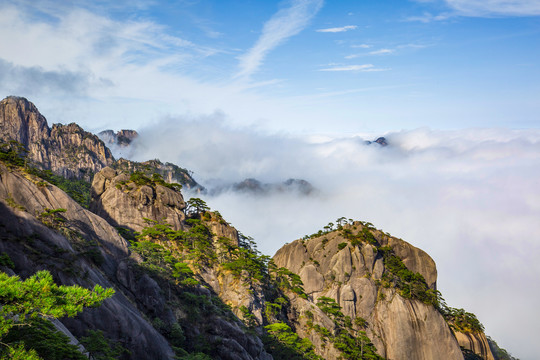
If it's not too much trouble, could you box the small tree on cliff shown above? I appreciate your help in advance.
[185,198,210,217]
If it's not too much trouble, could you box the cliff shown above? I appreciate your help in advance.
[0,96,114,180]
[273,223,463,360]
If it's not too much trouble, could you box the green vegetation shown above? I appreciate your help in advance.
[0,252,15,269]
[38,208,67,229]
[0,270,114,359]
[307,296,382,359]
[26,168,92,208]
[263,322,322,360]
[112,158,196,189]
[487,336,520,360]
[185,198,210,217]
[79,329,128,360]
[0,140,28,168]
[2,317,87,360]
[378,246,440,306]
[440,306,484,333]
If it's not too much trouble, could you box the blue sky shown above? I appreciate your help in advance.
[2,1,540,359]
[1,0,539,134]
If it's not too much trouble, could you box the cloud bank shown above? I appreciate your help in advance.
[124,118,540,359]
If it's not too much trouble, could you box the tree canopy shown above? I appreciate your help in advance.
[0,270,114,359]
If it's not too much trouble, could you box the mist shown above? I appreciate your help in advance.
[123,116,540,359]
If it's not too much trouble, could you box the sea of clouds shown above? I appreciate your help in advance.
[123,115,540,359]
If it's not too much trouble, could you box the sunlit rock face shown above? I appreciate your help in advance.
[90,167,186,233]
[0,96,114,181]
[273,222,464,360]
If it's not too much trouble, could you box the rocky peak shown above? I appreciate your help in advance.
[90,167,186,232]
[98,129,139,147]
[0,96,115,181]
[273,222,462,360]
[0,96,50,146]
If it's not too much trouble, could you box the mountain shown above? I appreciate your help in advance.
[0,96,114,181]
[0,96,513,360]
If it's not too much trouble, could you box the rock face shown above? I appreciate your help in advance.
[0,163,270,360]
[455,331,495,360]
[273,223,463,360]
[90,167,186,232]
[113,158,201,191]
[0,162,175,359]
[0,96,114,180]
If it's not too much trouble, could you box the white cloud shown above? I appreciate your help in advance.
[319,64,388,72]
[405,12,453,22]
[369,48,395,55]
[445,0,540,16]
[127,123,540,359]
[316,25,357,33]
[351,44,371,49]
[235,0,324,80]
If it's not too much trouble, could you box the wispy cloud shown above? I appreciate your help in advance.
[405,12,453,22]
[351,44,372,49]
[445,0,540,17]
[319,64,388,72]
[316,25,357,33]
[235,0,324,80]
[369,48,395,55]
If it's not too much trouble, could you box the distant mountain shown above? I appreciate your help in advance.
[207,177,316,197]
[98,129,139,147]
[364,136,388,146]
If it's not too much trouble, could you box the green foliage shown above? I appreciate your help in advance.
[332,331,383,360]
[440,306,485,333]
[317,296,344,319]
[2,317,87,360]
[38,208,67,229]
[263,322,322,360]
[0,252,15,269]
[337,242,347,250]
[487,336,520,360]
[239,305,257,328]
[185,198,210,217]
[25,168,92,208]
[378,246,439,306]
[79,329,128,360]
[129,171,153,186]
[0,140,28,168]
[270,266,308,299]
[0,270,114,358]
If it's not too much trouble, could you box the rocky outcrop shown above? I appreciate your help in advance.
[0,162,175,359]
[0,96,114,180]
[98,129,139,147]
[0,162,271,360]
[208,177,315,197]
[113,158,201,191]
[273,222,462,360]
[90,167,186,232]
[455,331,495,360]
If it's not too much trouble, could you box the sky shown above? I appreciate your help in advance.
[1,0,540,358]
